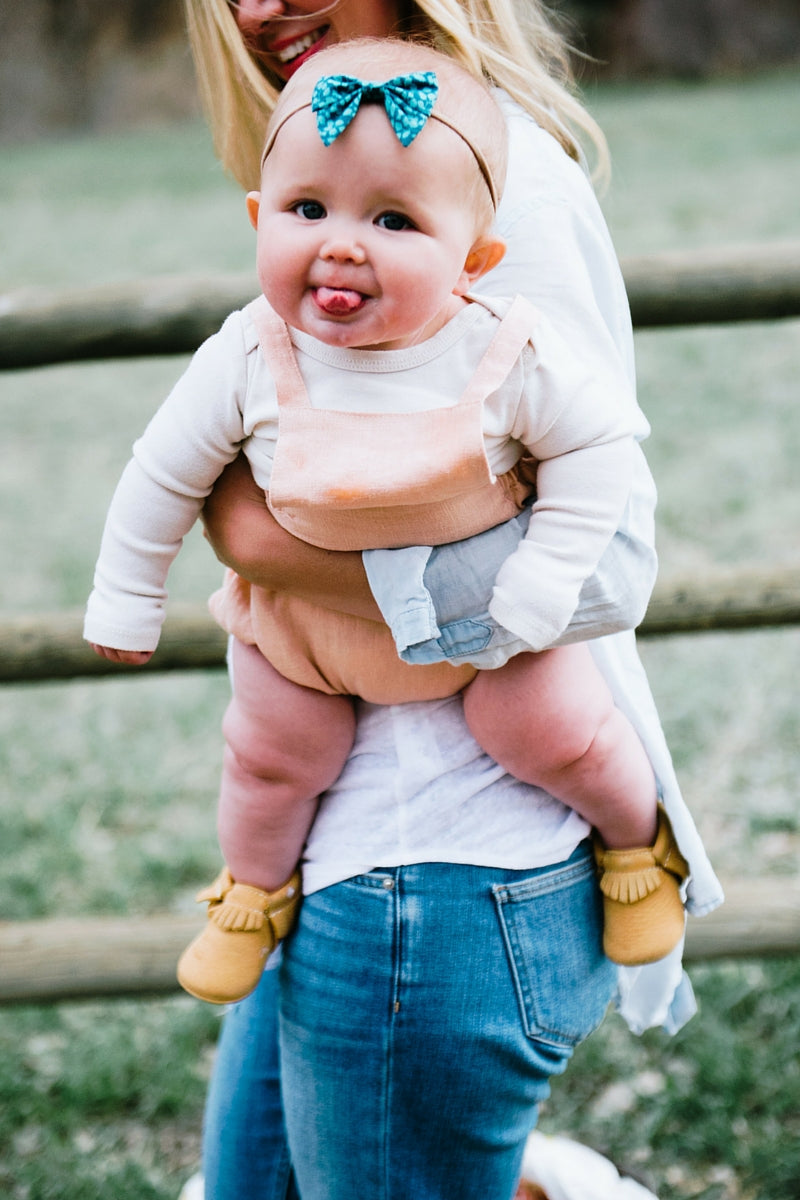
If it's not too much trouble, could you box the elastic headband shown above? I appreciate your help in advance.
[261,71,499,211]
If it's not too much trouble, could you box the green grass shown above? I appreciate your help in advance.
[590,70,800,253]
[0,1000,221,1200]
[545,957,800,1198]
[1,68,799,1199]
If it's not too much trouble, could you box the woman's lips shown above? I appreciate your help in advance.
[313,287,366,315]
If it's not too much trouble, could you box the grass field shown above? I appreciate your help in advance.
[1,69,799,1199]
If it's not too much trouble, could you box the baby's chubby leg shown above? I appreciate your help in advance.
[219,638,356,891]
[177,641,356,1003]
[462,644,657,849]
[464,645,690,966]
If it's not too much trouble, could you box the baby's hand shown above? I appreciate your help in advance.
[89,644,153,666]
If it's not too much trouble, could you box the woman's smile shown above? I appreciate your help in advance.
[231,0,404,80]
[269,24,331,75]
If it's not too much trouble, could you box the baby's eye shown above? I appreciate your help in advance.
[294,200,326,220]
[375,211,415,231]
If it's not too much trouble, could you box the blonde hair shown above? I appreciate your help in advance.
[262,41,509,229]
[184,0,608,191]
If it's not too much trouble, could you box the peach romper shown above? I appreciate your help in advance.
[210,296,536,704]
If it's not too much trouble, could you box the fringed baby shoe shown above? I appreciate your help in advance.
[177,866,301,1004]
[594,806,689,966]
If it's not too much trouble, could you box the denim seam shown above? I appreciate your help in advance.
[492,853,595,904]
[272,1140,294,1200]
[384,872,402,1200]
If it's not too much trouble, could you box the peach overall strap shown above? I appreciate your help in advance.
[246,295,309,409]
[459,295,541,409]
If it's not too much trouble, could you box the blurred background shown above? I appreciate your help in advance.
[2,0,800,141]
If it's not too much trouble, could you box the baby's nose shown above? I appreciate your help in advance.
[320,233,367,264]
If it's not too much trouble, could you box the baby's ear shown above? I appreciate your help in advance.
[246,192,261,230]
[454,236,506,295]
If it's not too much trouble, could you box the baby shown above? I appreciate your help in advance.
[85,40,687,1004]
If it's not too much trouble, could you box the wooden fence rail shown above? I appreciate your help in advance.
[1,564,799,685]
[2,875,799,1006]
[2,242,800,371]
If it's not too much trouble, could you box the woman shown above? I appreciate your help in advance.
[181,3,723,1198]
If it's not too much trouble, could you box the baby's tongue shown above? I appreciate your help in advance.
[315,287,364,315]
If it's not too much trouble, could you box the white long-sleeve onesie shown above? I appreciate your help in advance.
[84,296,636,656]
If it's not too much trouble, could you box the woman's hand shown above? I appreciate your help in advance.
[202,454,383,621]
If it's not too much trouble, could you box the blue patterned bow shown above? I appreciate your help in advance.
[311,72,439,148]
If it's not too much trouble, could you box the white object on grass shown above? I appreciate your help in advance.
[177,1174,204,1200]
[520,1131,659,1200]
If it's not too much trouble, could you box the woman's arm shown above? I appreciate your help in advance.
[202,455,383,622]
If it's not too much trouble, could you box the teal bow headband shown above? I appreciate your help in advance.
[261,68,500,210]
[311,72,439,148]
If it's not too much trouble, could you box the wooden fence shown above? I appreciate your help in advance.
[2,243,800,1004]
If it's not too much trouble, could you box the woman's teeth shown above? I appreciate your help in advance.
[276,28,324,63]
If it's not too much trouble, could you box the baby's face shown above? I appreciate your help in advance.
[249,105,486,351]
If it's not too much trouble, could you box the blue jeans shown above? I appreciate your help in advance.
[203,847,615,1200]
[203,955,299,1200]
[280,848,615,1200]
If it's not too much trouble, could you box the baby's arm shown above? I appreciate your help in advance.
[488,320,637,650]
[489,415,634,650]
[84,316,250,658]
[364,312,638,666]
[477,117,657,640]
[84,454,218,655]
